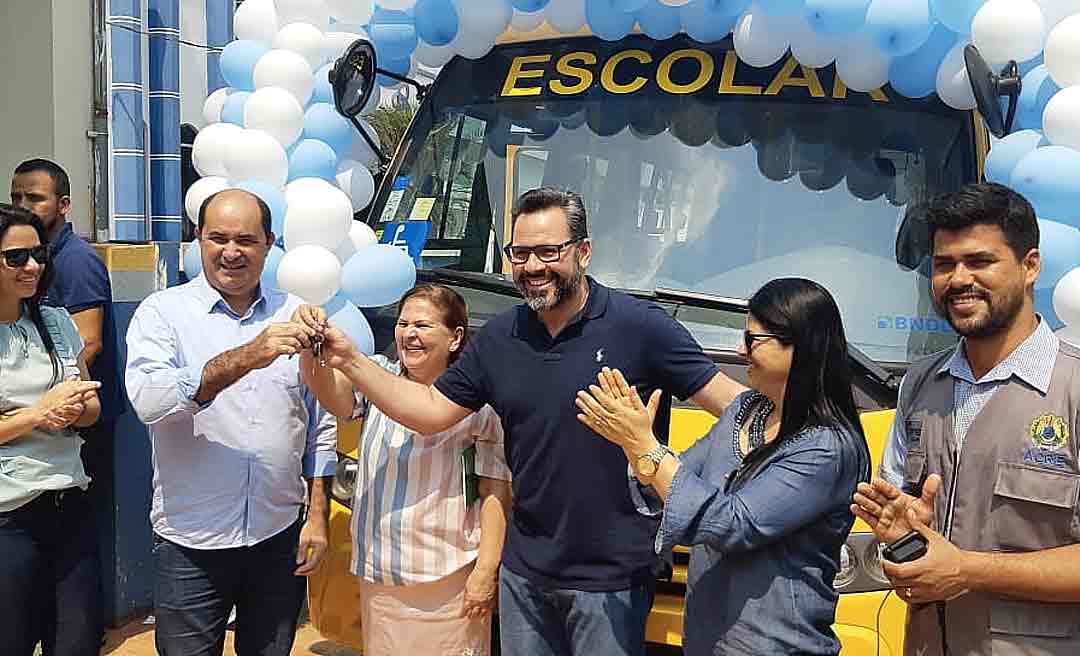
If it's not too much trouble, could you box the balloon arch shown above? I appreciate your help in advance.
[186,0,1080,344]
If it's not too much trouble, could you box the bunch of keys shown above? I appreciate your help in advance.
[312,334,326,367]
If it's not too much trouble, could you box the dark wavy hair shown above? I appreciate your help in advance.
[396,283,470,373]
[0,203,61,384]
[748,278,870,480]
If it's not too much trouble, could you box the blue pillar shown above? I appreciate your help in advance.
[110,0,147,242]
[148,0,182,242]
[205,0,234,93]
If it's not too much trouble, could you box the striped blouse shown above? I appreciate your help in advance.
[350,356,511,585]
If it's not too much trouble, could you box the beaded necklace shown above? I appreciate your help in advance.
[730,391,776,458]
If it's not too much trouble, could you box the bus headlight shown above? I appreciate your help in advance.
[862,537,891,585]
[330,455,358,508]
[833,533,892,594]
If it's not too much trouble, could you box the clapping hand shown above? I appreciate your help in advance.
[35,380,100,430]
[851,475,941,545]
[575,367,662,455]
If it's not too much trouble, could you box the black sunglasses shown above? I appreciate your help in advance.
[743,330,786,352]
[503,238,583,265]
[0,245,48,268]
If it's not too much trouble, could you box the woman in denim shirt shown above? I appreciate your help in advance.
[577,278,870,655]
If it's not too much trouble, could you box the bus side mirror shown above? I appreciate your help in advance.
[329,38,378,119]
[964,44,1021,139]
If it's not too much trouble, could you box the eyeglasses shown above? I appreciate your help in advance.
[0,245,48,268]
[743,331,786,352]
[503,238,583,265]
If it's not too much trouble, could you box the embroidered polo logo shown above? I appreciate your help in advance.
[1030,414,1069,451]
[595,348,605,363]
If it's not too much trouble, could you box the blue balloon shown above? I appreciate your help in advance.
[341,244,418,307]
[1015,66,1061,132]
[984,130,1044,184]
[370,7,418,61]
[757,0,804,16]
[219,40,268,91]
[637,1,682,40]
[220,91,251,125]
[512,0,551,10]
[613,0,648,10]
[312,63,334,104]
[183,240,202,279]
[1019,53,1043,77]
[378,56,412,88]
[929,0,983,35]
[864,0,933,57]
[1010,147,1080,224]
[304,103,355,155]
[415,0,459,46]
[288,139,339,182]
[261,245,286,290]
[1036,219,1080,290]
[804,0,871,36]
[888,24,957,98]
[322,294,376,356]
[680,0,747,43]
[587,0,638,41]
[233,179,287,236]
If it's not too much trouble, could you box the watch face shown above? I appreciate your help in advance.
[637,455,658,477]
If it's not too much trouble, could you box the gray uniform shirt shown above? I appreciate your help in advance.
[0,305,86,511]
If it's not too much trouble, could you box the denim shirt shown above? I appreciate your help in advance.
[641,392,866,656]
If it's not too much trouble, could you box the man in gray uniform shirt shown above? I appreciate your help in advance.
[853,183,1080,656]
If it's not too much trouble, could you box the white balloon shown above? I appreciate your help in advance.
[511,10,546,32]
[202,87,232,126]
[184,176,229,224]
[1053,266,1080,326]
[414,39,456,68]
[835,36,891,92]
[283,178,354,251]
[333,219,379,262]
[253,49,315,105]
[324,29,367,64]
[936,42,977,110]
[789,16,841,67]
[274,0,330,31]
[1043,86,1080,150]
[225,128,289,187]
[326,0,374,24]
[1035,0,1080,26]
[192,122,242,177]
[660,0,693,5]
[454,31,495,60]
[733,8,794,68]
[336,159,376,209]
[972,0,1047,68]
[457,0,513,41]
[276,245,342,305]
[348,119,383,168]
[1045,14,1080,87]
[1057,323,1080,346]
[273,22,328,70]
[378,0,418,10]
[243,86,305,148]
[233,0,279,45]
[547,0,588,34]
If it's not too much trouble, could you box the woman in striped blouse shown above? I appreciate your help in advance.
[301,284,512,656]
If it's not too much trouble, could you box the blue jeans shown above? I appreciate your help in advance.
[0,488,103,656]
[498,566,655,656]
[152,519,305,656]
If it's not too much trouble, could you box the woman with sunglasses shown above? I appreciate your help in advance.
[0,204,103,655]
[576,278,870,656]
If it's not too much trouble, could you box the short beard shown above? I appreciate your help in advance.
[517,264,585,312]
[935,285,1024,339]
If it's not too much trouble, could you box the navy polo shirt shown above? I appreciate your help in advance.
[44,222,122,421]
[435,277,719,591]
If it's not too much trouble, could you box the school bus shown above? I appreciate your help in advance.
[308,25,987,654]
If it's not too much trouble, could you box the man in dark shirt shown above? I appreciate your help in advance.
[301,187,744,655]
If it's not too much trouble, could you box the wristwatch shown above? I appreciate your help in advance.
[635,443,674,479]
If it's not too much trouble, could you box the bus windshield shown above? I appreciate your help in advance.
[372,35,978,365]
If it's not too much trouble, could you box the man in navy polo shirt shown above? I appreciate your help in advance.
[302,187,744,655]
